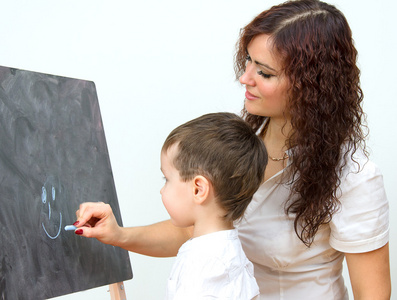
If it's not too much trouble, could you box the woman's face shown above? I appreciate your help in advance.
[239,34,290,121]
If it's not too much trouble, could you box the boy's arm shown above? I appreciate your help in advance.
[75,202,192,257]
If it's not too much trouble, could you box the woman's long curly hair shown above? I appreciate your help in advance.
[234,0,368,246]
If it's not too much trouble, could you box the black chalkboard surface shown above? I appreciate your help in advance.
[0,66,133,299]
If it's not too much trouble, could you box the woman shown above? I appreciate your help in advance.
[75,0,390,299]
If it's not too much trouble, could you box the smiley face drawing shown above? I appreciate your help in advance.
[41,176,62,240]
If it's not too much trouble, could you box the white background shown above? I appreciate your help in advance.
[1,0,395,299]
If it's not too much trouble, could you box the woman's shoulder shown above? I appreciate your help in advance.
[340,147,382,182]
[329,147,389,253]
[337,149,386,207]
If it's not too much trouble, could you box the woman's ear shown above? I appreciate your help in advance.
[192,175,210,205]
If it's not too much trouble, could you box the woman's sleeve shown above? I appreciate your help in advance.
[329,159,389,253]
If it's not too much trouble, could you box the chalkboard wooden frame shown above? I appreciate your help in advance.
[0,66,133,299]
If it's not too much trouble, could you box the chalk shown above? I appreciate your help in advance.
[64,225,77,231]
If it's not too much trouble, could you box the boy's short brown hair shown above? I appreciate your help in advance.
[162,112,267,222]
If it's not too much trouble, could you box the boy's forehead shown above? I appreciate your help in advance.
[162,143,180,158]
[161,143,179,168]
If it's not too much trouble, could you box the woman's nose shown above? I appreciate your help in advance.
[239,66,255,86]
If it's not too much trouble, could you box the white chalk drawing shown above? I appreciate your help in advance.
[41,181,62,240]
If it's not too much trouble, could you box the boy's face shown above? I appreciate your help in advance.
[160,144,195,227]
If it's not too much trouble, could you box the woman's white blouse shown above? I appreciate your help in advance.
[236,150,389,300]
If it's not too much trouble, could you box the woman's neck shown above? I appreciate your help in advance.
[262,118,292,151]
[262,118,292,181]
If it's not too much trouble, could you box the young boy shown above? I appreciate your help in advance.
[161,112,267,299]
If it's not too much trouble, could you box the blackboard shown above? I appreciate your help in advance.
[0,66,133,299]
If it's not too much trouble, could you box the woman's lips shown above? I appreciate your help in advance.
[245,90,258,100]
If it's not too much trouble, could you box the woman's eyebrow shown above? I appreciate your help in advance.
[254,59,277,72]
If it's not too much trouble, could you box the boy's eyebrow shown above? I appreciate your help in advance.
[160,167,167,175]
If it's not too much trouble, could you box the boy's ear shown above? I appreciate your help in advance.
[192,175,210,205]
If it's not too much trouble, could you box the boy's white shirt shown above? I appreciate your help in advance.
[165,229,259,300]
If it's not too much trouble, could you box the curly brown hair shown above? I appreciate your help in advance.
[234,0,368,246]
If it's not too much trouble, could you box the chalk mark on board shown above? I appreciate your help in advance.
[41,184,62,239]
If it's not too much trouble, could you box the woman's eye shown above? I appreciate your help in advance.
[257,70,273,79]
